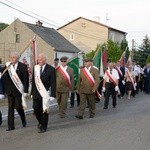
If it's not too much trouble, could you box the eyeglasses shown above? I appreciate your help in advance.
[61,60,66,63]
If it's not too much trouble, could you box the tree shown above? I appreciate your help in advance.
[134,35,150,66]
[0,23,9,32]
[146,55,150,63]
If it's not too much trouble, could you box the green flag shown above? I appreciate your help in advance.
[67,57,79,88]
[93,48,101,68]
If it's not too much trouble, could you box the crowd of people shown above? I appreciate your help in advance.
[0,52,150,133]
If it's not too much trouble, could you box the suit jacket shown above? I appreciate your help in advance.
[144,68,150,80]
[77,67,99,94]
[2,62,29,97]
[32,64,56,99]
[116,66,125,81]
[56,66,74,93]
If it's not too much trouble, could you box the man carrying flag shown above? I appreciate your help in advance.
[2,52,29,131]
[115,60,125,98]
[75,57,99,119]
[102,62,119,109]
[56,56,74,118]
[31,53,56,133]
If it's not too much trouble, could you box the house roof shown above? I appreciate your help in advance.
[57,17,127,34]
[23,22,80,53]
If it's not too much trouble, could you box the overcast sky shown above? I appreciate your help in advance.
[0,0,150,49]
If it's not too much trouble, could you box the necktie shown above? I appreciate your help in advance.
[40,66,43,76]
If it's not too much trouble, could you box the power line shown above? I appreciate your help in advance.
[0,0,109,41]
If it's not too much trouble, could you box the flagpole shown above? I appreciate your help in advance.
[1,37,35,77]
[67,51,84,64]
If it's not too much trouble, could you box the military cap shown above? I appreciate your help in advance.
[60,56,68,61]
[83,57,93,62]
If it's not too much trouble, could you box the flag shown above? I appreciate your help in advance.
[19,38,37,94]
[119,48,127,66]
[100,50,104,77]
[93,48,101,68]
[102,49,108,68]
[67,57,79,88]
[126,52,132,66]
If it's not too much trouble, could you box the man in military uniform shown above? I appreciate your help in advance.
[56,56,74,118]
[75,58,99,119]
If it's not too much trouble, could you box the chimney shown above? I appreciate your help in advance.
[36,20,43,27]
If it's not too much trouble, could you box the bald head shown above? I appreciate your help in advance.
[37,53,47,66]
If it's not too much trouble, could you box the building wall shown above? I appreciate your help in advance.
[58,18,108,54]
[108,30,126,43]
[0,19,55,65]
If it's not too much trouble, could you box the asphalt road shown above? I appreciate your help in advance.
[0,93,150,150]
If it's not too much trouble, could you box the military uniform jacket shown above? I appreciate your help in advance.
[56,66,74,93]
[77,66,99,94]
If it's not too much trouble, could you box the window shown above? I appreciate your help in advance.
[69,33,75,41]
[16,34,20,43]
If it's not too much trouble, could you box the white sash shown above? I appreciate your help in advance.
[34,65,52,113]
[106,70,121,94]
[58,65,71,89]
[127,70,136,90]
[116,66,123,77]
[83,67,102,98]
[6,62,27,108]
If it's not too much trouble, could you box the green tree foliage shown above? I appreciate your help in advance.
[107,40,122,62]
[146,55,150,63]
[85,40,129,63]
[134,35,150,66]
[0,23,9,32]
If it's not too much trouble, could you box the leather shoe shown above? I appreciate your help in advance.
[113,105,116,108]
[38,129,46,133]
[70,105,74,108]
[6,127,15,131]
[89,115,94,118]
[37,124,42,129]
[103,107,108,109]
[75,115,83,119]
[22,121,27,127]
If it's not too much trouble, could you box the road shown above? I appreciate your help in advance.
[0,93,150,150]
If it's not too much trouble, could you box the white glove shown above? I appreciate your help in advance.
[115,86,119,92]
[102,87,106,92]
[30,95,33,99]
[0,72,1,79]
[50,97,56,101]
[23,93,28,98]
[122,80,125,85]
[134,82,137,86]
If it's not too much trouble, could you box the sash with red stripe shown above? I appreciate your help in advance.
[82,68,102,98]
[105,70,120,94]
[57,66,71,90]
[116,66,123,77]
[126,70,136,90]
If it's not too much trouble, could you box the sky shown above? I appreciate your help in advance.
[0,0,150,49]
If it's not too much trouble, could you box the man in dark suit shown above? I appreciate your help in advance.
[32,53,56,133]
[0,111,2,126]
[115,61,125,97]
[2,52,29,131]
[144,63,150,94]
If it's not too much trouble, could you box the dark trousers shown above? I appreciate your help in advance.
[33,98,49,130]
[34,109,48,130]
[119,80,125,96]
[0,111,2,125]
[7,95,26,128]
[70,92,80,106]
[104,83,116,108]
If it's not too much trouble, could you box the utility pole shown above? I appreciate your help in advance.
[131,39,135,61]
